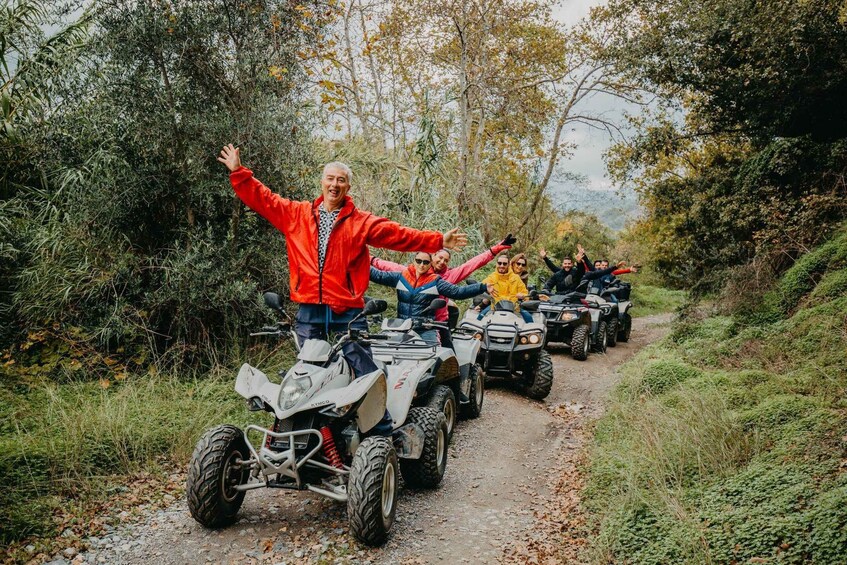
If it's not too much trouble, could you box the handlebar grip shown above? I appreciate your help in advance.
[367,334,390,340]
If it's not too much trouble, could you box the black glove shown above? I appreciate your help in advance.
[500,233,517,246]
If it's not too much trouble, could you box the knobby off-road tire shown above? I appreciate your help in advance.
[570,325,590,361]
[460,363,484,420]
[186,424,250,528]
[524,349,554,400]
[593,321,608,353]
[607,318,619,348]
[347,437,399,546]
[426,384,457,442]
[618,313,632,342]
[399,407,448,489]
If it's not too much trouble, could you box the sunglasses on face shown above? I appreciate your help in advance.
[415,258,431,265]
[516,262,526,266]
[497,261,509,266]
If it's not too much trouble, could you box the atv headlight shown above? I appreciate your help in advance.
[520,332,542,344]
[473,332,483,340]
[280,376,311,410]
[559,311,577,321]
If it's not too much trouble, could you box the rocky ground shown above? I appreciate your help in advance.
[31,314,671,565]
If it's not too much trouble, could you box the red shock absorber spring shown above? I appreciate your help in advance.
[266,419,280,449]
[320,426,344,469]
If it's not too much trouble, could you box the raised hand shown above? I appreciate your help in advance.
[443,228,469,251]
[217,144,242,172]
[539,248,547,259]
[500,233,517,246]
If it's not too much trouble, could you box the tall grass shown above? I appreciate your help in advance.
[1,344,294,546]
[581,228,847,564]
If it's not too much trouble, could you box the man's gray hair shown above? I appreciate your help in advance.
[322,161,353,183]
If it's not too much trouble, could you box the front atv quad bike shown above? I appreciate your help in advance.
[458,298,553,400]
[185,294,442,547]
[538,291,592,361]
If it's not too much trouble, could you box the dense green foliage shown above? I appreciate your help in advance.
[1,0,325,367]
[584,228,847,563]
[602,0,847,288]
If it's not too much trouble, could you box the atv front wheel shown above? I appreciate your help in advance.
[524,349,554,400]
[400,407,448,489]
[618,313,632,342]
[607,318,618,348]
[426,385,457,442]
[186,424,250,528]
[460,363,484,420]
[593,321,608,353]
[347,437,399,546]
[571,325,590,361]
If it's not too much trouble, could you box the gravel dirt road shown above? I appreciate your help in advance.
[65,313,671,565]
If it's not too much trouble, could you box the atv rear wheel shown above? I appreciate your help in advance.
[593,321,608,353]
[524,350,554,400]
[347,436,398,546]
[570,325,590,361]
[607,318,618,348]
[426,385,457,442]
[618,313,632,342]
[186,424,250,528]
[460,363,484,420]
[399,407,448,489]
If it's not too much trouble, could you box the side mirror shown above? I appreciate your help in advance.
[527,284,537,292]
[362,299,388,316]
[520,300,540,312]
[263,292,284,312]
[427,298,448,312]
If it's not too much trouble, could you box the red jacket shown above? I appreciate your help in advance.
[230,167,444,311]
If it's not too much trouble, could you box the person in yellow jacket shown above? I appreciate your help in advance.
[479,254,534,322]
[483,254,529,303]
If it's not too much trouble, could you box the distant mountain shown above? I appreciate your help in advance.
[549,183,641,232]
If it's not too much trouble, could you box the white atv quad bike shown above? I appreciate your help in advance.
[186,293,446,546]
[370,298,484,444]
[458,297,554,400]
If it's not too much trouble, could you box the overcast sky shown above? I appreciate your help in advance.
[548,0,640,228]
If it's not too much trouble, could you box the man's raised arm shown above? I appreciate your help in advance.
[219,144,293,234]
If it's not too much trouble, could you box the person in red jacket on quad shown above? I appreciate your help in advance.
[218,144,468,378]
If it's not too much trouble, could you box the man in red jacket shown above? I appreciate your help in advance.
[218,144,468,376]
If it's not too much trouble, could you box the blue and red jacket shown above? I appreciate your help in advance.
[370,265,486,320]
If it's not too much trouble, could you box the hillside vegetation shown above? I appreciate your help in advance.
[583,228,847,563]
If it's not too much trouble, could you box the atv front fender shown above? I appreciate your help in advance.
[302,369,388,434]
[235,364,281,412]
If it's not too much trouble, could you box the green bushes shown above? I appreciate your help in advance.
[583,228,847,563]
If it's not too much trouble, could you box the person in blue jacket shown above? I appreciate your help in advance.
[370,252,492,344]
